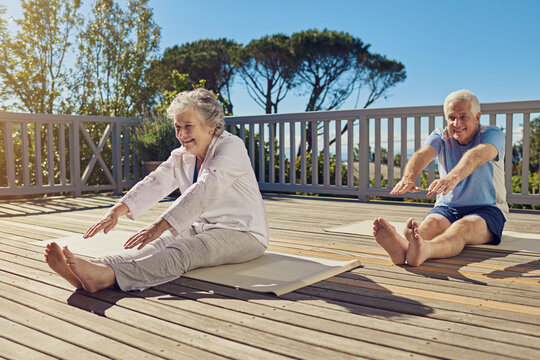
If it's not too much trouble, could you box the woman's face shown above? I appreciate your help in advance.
[174,108,215,160]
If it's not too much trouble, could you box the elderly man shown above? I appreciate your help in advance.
[373,89,508,266]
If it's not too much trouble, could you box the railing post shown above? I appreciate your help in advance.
[112,121,122,194]
[4,122,16,188]
[21,122,30,187]
[504,113,512,195]
[71,118,81,196]
[358,113,369,202]
[522,113,530,195]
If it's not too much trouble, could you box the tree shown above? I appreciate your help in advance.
[0,0,83,114]
[291,29,369,113]
[0,5,9,109]
[146,39,240,115]
[331,53,407,145]
[289,29,367,152]
[237,34,297,114]
[361,53,406,109]
[154,70,230,117]
[513,116,540,174]
[69,0,160,117]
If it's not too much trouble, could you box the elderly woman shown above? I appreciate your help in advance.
[45,88,269,293]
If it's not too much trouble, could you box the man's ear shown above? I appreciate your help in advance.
[475,112,481,122]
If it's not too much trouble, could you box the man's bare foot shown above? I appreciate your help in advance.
[404,218,431,266]
[45,242,82,289]
[63,246,116,293]
[373,218,408,265]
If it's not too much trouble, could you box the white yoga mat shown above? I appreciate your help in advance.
[325,220,540,253]
[33,231,361,296]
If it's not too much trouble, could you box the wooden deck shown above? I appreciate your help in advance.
[0,194,539,359]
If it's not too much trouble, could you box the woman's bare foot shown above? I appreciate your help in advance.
[404,218,431,266]
[373,218,408,265]
[45,242,82,289]
[63,246,116,293]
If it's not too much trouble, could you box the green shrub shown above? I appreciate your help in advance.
[135,118,178,162]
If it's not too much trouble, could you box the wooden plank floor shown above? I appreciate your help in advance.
[0,194,539,359]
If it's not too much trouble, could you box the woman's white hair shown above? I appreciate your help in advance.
[166,88,225,137]
[444,89,481,115]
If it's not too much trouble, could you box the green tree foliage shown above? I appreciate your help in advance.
[296,151,349,186]
[513,116,540,175]
[146,39,240,115]
[289,29,406,152]
[237,34,297,114]
[362,53,407,108]
[0,0,83,113]
[156,70,231,117]
[0,5,9,109]
[135,118,177,162]
[69,0,160,117]
[291,29,369,112]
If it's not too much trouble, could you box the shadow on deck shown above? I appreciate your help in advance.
[0,194,539,359]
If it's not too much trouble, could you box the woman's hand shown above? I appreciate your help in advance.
[83,203,129,239]
[124,218,172,250]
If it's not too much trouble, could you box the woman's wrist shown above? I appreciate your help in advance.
[108,202,129,217]
[153,217,172,233]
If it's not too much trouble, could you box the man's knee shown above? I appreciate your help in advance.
[419,215,450,239]
[454,216,485,232]
[451,216,492,245]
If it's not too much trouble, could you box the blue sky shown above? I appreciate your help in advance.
[3,0,540,116]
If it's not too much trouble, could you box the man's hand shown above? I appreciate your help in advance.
[390,178,421,195]
[426,175,459,197]
[390,145,436,195]
[83,203,129,238]
[124,218,172,250]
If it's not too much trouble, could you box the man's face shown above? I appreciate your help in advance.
[445,101,480,145]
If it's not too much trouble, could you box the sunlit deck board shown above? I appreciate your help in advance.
[0,194,539,359]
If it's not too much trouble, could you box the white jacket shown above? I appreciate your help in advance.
[120,131,269,246]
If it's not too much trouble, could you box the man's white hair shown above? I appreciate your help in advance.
[444,89,481,115]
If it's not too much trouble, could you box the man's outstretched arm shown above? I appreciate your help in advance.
[391,145,437,195]
[426,142,498,197]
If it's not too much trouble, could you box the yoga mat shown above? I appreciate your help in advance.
[34,231,361,296]
[325,220,540,253]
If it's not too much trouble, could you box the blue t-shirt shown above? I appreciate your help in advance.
[425,125,509,219]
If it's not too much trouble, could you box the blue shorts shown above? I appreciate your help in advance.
[427,205,506,245]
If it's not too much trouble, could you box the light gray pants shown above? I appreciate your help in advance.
[92,228,266,292]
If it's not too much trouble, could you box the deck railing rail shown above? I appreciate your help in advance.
[226,100,540,205]
[0,112,140,196]
[1,100,539,205]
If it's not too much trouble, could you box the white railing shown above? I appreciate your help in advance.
[0,112,141,196]
[2,100,539,206]
[227,100,540,205]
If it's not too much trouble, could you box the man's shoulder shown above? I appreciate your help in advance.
[479,125,503,135]
[478,125,505,143]
[427,128,445,141]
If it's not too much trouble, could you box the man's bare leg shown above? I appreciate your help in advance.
[373,218,408,265]
[404,218,433,266]
[405,216,494,266]
[417,214,451,240]
[45,242,82,289]
[63,246,116,293]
